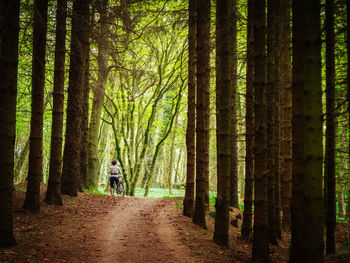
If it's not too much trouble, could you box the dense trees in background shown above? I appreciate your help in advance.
[1,0,350,262]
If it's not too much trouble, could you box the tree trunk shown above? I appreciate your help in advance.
[184,0,196,218]
[79,10,91,191]
[325,0,336,255]
[213,0,234,247]
[230,0,238,209]
[241,0,254,241]
[23,0,49,213]
[61,0,91,196]
[290,0,324,262]
[0,0,20,247]
[87,0,109,190]
[45,0,67,205]
[280,0,292,229]
[193,0,210,229]
[347,0,350,226]
[267,0,277,245]
[251,0,269,261]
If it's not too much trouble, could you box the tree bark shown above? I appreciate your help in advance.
[280,0,292,229]
[0,0,20,247]
[79,8,91,191]
[184,0,196,218]
[61,0,91,196]
[290,0,324,262]
[267,0,277,245]
[45,0,67,205]
[241,0,254,241]
[251,0,269,261]
[23,0,49,213]
[230,0,238,209]
[193,0,210,230]
[213,0,234,247]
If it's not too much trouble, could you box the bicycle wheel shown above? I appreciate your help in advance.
[117,183,124,196]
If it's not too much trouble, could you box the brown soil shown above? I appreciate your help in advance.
[0,190,349,263]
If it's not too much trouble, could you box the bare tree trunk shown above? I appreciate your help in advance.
[230,0,238,209]
[184,0,196,218]
[280,0,292,228]
[213,0,234,247]
[45,0,67,205]
[0,0,20,247]
[251,0,269,261]
[241,0,254,241]
[290,0,324,262]
[23,0,49,212]
[79,9,91,191]
[193,0,210,229]
[61,0,91,196]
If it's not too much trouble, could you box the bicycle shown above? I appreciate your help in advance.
[113,175,125,196]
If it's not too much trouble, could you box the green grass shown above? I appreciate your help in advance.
[134,187,185,198]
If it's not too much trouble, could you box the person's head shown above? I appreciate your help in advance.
[111,160,117,165]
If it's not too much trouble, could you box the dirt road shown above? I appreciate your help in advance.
[1,191,239,263]
[100,197,197,263]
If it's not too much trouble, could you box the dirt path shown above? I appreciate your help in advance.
[1,191,242,263]
[100,197,196,263]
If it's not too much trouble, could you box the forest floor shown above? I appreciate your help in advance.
[0,188,350,263]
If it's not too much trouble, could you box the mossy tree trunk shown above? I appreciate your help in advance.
[0,0,20,247]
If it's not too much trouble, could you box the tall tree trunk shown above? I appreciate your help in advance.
[290,0,324,262]
[267,0,277,245]
[241,0,254,241]
[273,0,282,239]
[0,0,20,247]
[61,0,91,196]
[79,9,91,191]
[87,0,109,189]
[347,0,350,225]
[193,0,210,229]
[184,0,196,218]
[251,0,268,261]
[23,0,49,212]
[280,0,292,228]
[230,0,238,209]
[45,0,67,205]
[213,0,234,247]
[325,0,336,255]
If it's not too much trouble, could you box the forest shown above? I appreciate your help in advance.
[0,0,350,262]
